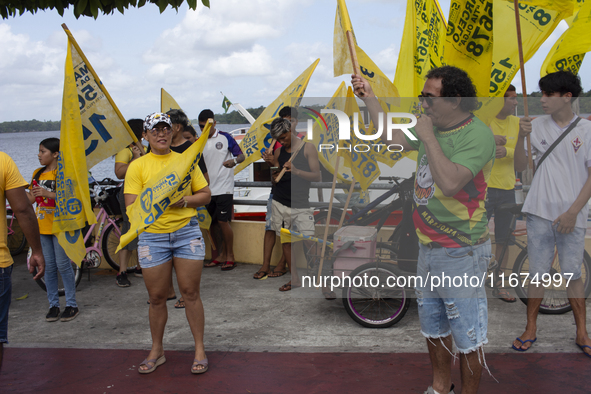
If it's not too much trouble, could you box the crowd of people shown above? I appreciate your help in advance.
[1,68,590,386]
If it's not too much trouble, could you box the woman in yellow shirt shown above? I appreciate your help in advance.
[124,113,211,375]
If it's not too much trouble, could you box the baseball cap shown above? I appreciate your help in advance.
[144,112,173,131]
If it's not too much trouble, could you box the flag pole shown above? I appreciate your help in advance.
[512,2,534,171]
[61,24,140,148]
[274,137,305,183]
[317,156,341,283]
[338,178,356,230]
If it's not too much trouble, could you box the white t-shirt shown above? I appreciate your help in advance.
[522,115,591,228]
[203,129,243,196]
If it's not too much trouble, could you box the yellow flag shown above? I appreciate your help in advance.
[541,1,591,76]
[503,0,574,16]
[443,0,494,98]
[161,88,182,112]
[394,0,447,99]
[234,59,320,174]
[117,121,212,251]
[53,41,96,266]
[334,0,399,110]
[62,25,136,170]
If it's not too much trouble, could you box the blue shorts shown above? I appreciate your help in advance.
[415,240,491,353]
[527,214,586,280]
[138,217,205,269]
[485,188,516,245]
[0,265,13,344]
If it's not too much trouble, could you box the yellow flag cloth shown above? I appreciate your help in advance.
[117,121,212,251]
[334,0,399,110]
[63,26,136,170]
[53,41,96,266]
[541,1,591,76]
[161,88,182,112]
[503,0,573,16]
[234,59,320,175]
[280,228,334,248]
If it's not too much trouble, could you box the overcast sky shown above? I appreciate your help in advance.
[0,0,588,122]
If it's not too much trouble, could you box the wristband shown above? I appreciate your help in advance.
[183,199,188,208]
[233,157,238,165]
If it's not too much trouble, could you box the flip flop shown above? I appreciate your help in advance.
[268,269,287,278]
[147,296,177,305]
[576,343,591,358]
[512,337,537,352]
[191,358,209,374]
[253,270,269,280]
[204,260,223,268]
[138,355,166,374]
[221,261,237,271]
[322,290,337,300]
[279,282,301,292]
[492,288,516,303]
[174,298,185,309]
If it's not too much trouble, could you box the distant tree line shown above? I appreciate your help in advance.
[209,106,267,124]
[0,120,61,133]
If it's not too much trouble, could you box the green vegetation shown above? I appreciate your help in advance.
[516,91,591,116]
[209,106,267,124]
[1,0,209,19]
[0,120,61,133]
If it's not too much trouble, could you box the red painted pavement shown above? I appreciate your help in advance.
[2,349,590,393]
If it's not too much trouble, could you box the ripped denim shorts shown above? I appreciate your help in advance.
[137,217,205,269]
[415,240,491,353]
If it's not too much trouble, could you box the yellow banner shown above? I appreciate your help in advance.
[234,59,320,174]
[334,0,399,110]
[541,1,591,76]
[444,0,495,98]
[118,121,212,251]
[503,0,574,16]
[62,26,136,170]
[53,40,96,266]
[394,0,447,99]
[161,88,182,112]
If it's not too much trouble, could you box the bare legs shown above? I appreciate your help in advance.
[427,336,482,394]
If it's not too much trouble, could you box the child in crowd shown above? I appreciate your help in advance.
[27,138,79,322]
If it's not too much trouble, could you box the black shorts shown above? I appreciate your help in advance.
[206,194,233,222]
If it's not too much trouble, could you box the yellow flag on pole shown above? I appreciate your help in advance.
[52,40,95,266]
[61,25,137,170]
[541,1,591,76]
[334,0,399,110]
[234,59,320,175]
[161,88,182,112]
[118,121,212,251]
[502,0,574,16]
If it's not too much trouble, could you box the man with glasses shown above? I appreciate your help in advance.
[352,66,495,394]
[199,109,244,271]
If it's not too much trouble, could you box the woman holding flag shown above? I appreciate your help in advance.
[124,112,211,375]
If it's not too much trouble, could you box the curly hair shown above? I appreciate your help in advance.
[425,66,479,112]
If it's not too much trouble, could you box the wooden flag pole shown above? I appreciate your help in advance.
[346,30,366,97]
[317,156,341,283]
[513,1,534,171]
[338,179,356,230]
[274,138,305,183]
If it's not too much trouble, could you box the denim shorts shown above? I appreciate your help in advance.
[0,265,13,344]
[137,217,205,269]
[415,240,491,353]
[527,214,586,280]
[485,188,516,245]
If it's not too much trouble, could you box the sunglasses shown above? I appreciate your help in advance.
[418,94,435,107]
[148,126,172,136]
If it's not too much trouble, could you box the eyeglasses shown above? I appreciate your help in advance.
[198,124,205,129]
[148,126,172,136]
[418,94,435,107]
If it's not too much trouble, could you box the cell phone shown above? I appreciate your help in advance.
[270,167,279,171]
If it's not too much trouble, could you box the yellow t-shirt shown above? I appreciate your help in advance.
[115,145,147,164]
[488,115,519,190]
[124,151,208,233]
[1,152,28,268]
[29,168,57,235]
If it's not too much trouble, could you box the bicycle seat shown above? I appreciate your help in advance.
[497,203,523,215]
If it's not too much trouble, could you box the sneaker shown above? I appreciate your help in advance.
[424,384,455,394]
[116,272,131,287]
[133,268,143,278]
[60,306,79,322]
[46,307,60,322]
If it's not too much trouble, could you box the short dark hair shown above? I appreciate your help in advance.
[539,71,582,100]
[505,84,516,95]
[184,124,197,137]
[279,106,298,119]
[270,117,291,140]
[198,109,215,123]
[127,118,144,141]
[425,66,479,112]
[166,109,190,128]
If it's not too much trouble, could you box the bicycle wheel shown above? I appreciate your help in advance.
[30,248,83,296]
[512,248,591,314]
[102,220,140,273]
[342,262,410,328]
[7,212,26,256]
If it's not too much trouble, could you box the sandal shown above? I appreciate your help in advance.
[174,298,185,309]
[204,260,223,268]
[322,290,337,300]
[253,270,269,280]
[268,269,287,278]
[191,358,209,374]
[279,282,300,292]
[138,355,166,374]
[492,288,516,303]
[221,261,237,271]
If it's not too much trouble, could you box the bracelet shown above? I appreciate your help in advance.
[183,199,188,208]
[233,157,238,165]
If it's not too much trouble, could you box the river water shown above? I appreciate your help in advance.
[0,124,251,183]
